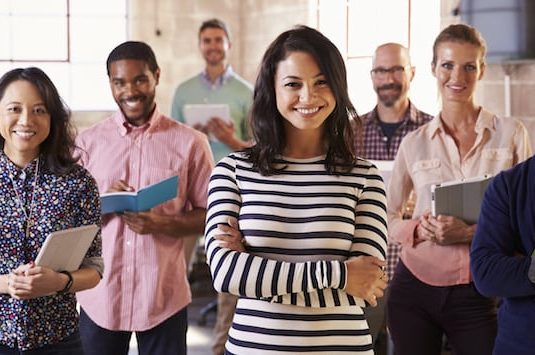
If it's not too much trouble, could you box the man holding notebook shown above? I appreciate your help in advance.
[75,41,214,354]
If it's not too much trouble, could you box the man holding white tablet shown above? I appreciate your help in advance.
[170,18,253,163]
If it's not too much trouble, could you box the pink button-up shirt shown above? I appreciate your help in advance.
[75,108,214,330]
[387,109,532,286]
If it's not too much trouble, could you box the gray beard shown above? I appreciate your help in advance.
[378,94,401,107]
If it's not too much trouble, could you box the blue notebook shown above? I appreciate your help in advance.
[101,175,179,214]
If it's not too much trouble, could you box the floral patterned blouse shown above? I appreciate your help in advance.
[0,153,102,350]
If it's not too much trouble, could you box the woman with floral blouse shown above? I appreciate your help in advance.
[0,67,103,353]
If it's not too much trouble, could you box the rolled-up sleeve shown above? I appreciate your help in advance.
[387,140,419,247]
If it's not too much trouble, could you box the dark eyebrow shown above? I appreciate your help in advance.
[282,73,324,80]
[110,74,148,82]
[134,74,149,80]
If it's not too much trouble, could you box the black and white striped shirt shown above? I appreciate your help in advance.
[205,153,387,353]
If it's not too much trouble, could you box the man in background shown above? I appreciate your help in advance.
[171,18,253,163]
[76,41,214,355]
[170,18,253,355]
[357,42,433,353]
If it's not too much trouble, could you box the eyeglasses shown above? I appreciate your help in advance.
[370,65,408,78]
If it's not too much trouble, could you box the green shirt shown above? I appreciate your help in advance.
[170,67,253,163]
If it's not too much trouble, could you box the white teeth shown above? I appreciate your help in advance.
[124,99,140,108]
[296,107,320,114]
[14,131,36,138]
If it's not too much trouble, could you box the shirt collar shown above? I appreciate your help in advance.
[367,100,418,127]
[427,115,443,139]
[427,107,493,139]
[0,151,41,178]
[112,105,163,136]
[200,65,233,90]
[474,108,495,133]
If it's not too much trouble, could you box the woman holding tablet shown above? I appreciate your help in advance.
[0,67,102,353]
[386,24,531,355]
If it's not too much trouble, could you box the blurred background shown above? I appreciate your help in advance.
[1,0,534,136]
[2,1,534,354]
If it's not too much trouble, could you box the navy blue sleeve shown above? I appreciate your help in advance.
[471,172,535,297]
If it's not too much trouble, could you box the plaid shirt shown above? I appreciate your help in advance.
[356,101,433,280]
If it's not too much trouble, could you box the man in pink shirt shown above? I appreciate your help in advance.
[75,41,214,355]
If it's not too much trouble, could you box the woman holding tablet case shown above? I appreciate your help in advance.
[386,24,532,355]
[0,67,102,353]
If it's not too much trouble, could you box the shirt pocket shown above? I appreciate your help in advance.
[411,158,442,191]
[480,148,513,173]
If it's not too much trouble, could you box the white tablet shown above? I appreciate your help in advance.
[182,104,231,127]
[431,175,493,224]
[35,224,99,271]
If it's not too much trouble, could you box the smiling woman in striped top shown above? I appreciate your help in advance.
[204,25,388,354]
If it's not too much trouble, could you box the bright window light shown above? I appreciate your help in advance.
[317,0,440,116]
[0,0,128,111]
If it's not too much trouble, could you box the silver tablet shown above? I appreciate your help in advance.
[35,224,99,271]
[431,175,493,224]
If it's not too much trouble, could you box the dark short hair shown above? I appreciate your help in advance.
[432,24,487,66]
[198,18,231,41]
[106,41,159,76]
[246,25,359,175]
[0,67,77,174]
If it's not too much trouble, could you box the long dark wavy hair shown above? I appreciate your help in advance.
[245,25,360,175]
[0,67,78,174]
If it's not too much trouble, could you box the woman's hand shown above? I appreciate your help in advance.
[418,213,475,245]
[214,217,245,252]
[344,256,387,306]
[415,211,435,243]
[7,263,67,299]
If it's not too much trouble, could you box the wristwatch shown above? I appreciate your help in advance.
[57,270,73,294]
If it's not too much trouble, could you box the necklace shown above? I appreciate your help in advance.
[5,157,40,238]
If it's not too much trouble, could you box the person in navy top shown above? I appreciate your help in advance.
[471,156,535,355]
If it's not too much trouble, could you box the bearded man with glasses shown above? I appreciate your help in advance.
[354,42,433,354]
